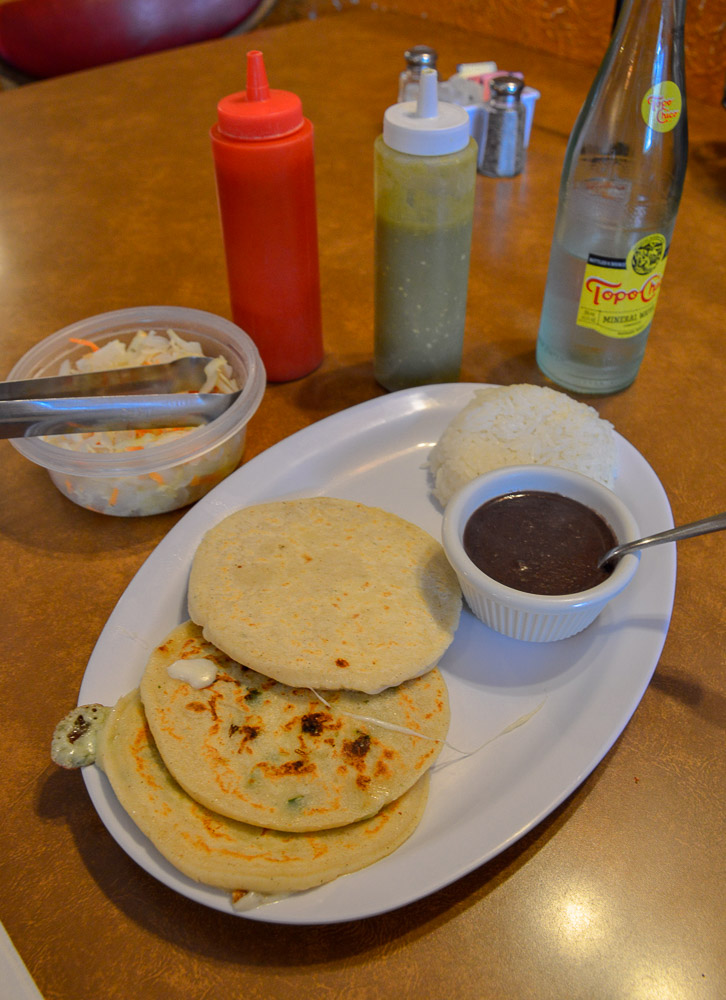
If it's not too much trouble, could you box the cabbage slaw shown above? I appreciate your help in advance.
[47,329,239,455]
[44,329,244,516]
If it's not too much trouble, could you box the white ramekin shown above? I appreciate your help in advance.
[441,464,641,642]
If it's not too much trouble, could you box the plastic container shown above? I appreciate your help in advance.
[6,306,265,516]
[211,50,323,383]
[442,465,640,642]
[374,68,477,391]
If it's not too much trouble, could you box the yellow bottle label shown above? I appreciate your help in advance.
[576,234,668,339]
[641,81,682,132]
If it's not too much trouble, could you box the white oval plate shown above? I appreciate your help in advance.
[79,384,675,924]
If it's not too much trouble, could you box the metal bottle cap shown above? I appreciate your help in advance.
[404,45,438,71]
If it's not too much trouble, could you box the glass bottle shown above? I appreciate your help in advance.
[374,68,477,391]
[535,0,687,394]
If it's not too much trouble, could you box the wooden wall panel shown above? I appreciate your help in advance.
[267,0,725,106]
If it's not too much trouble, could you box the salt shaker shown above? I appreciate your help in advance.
[397,45,438,102]
[479,75,526,178]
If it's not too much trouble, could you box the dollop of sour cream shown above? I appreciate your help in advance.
[167,658,218,689]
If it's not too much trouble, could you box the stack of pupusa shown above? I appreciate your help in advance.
[55,498,462,905]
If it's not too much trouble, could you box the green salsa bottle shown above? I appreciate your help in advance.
[374,68,477,391]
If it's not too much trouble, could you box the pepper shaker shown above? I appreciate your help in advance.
[479,75,526,178]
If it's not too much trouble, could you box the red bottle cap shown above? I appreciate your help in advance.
[216,50,304,140]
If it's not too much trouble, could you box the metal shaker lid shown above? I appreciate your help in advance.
[490,75,525,105]
[404,45,438,71]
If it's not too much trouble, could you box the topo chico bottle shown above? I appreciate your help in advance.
[535,0,687,394]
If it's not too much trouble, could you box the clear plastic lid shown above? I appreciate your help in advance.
[383,68,471,156]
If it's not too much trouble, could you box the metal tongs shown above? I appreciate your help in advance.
[0,357,241,438]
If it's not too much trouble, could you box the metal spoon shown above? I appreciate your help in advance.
[598,510,726,569]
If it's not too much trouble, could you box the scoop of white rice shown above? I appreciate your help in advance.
[429,384,618,506]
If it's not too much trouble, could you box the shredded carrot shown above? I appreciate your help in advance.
[134,427,176,439]
[68,338,99,351]
[123,445,145,451]
[148,472,166,485]
[189,472,219,489]
[108,487,119,506]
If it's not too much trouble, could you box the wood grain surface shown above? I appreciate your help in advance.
[0,10,724,1000]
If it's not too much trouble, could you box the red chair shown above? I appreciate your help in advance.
[0,0,279,80]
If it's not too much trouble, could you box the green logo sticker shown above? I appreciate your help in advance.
[641,81,682,132]
[628,234,667,276]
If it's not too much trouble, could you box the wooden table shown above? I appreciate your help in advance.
[1,10,724,999]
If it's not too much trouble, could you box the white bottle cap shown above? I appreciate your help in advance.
[383,68,471,156]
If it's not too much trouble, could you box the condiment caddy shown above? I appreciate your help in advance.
[396,47,541,174]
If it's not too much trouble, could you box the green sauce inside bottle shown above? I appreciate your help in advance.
[373,108,477,391]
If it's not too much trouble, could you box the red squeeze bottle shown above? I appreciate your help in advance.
[211,50,323,382]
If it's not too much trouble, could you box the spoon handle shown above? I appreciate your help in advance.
[600,510,726,567]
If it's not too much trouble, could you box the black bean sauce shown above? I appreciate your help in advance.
[463,490,617,596]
